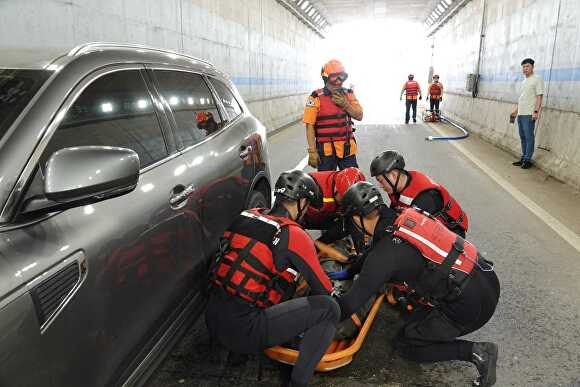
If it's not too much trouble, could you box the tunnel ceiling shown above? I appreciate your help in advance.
[310,0,440,25]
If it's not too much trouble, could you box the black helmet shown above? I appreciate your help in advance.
[274,170,323,209]
[341,182,384,217]
[370,150,406,177]
[408,74,414,80]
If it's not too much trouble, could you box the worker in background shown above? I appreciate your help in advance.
[427,74,443,116]
[304,59,364,171]
[206,170,339,387]
[510,57,545,169]
[336,182,500,387]
[303,167,366,231]
[370,150,468,237]
[400,74,422,124]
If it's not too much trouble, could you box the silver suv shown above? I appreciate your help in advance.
[0,43,271,386]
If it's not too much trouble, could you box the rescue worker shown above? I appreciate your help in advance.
[370,150,468,237]
[336,182,500,387]
[303,167,366,230]
[427,74,443,115]
[196,111,219,135]
[206,170,339,387]
[304,59,364,171]
[400,74,422,124]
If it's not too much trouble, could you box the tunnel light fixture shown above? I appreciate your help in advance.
[437,4,445,12]
[444,0,453,4]
[279,0,328,37]
[440,1,449,9]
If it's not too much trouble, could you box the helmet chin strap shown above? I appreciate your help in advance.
[296,199,305,222]
[383,170,402,195]
[358,214,374,238]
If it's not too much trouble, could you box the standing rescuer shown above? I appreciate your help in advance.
[337,182,500,387]
[304,59,364,171]
[206,170,339,387]
[427,74,443,114]
[400,74,422,124]
[370,150,469,237]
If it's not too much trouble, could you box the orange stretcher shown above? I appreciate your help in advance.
[264,293,385,371]
[264,240,385,371]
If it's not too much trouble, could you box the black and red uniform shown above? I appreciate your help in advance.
[206,206,339,387]
[338,206,499,366]
[390,170,469,237]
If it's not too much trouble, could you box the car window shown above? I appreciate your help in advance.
[209,79,243,121]
[0,69,51,145]
[40,70,168,170]
[154,70,223,148]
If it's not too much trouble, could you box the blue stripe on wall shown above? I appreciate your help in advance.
[480,67,580,82]
[230,76,311,87]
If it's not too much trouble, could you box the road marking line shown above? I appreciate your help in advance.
[295,155,309,171]
[429,124,580,254]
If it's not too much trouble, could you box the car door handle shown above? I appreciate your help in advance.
[169,184,195,208]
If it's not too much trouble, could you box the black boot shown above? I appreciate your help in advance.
[521,160,533,169]
[512,158,523,166]
[471,342,498,386]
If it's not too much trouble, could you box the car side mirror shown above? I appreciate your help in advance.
[21,146,140,216]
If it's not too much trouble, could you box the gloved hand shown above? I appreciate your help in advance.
[400,96,403,101]
[440,96,443,101]
[327,269,351,280]
[331,92,348,109]
[307,148,320,168]
[419,96,423,100]
[426,96,429,101]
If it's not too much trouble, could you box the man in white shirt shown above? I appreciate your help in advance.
[510,58,545,169]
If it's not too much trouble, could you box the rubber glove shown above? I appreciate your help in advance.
[419,96,423,100]
[331,92,348,109]
[307,149,320,168]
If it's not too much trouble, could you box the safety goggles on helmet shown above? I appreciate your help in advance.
[328,72,348,82]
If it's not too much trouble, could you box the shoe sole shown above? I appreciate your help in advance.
[483,343,498,386]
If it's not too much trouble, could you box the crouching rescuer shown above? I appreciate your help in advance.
[206,170,339,387]
[337,182,501,387]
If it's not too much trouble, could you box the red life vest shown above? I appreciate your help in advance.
[393,208,479,299]
[210,209,300,308]
[313,88,354,143]
[404,81,420,100]
[304,171,338,225]
[429,83,442,100]
[390,171,469,231]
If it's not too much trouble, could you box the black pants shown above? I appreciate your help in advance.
[405,99,417,123]
[394,269,500,363]
[206,289,340,386]
[430,99,440,112]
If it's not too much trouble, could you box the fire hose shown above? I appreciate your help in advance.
[425,113,469,141]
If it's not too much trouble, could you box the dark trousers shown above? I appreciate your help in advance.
[430,99,440,112]
[405,99,417,123]
[316,143,358,171]
[394,269,500,363]
[206,290,339,386]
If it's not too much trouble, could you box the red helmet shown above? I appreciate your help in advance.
[334,167,366,199]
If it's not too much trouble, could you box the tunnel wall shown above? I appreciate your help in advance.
[431,0,580,189]
[0,0,322,132]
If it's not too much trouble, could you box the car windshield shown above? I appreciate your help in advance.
[0,69,51,143]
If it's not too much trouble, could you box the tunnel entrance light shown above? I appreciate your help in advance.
[437,4,445,12]
[277,0,329,37]
[300,0,309,10]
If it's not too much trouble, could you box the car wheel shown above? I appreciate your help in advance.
[246,190,269,209]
